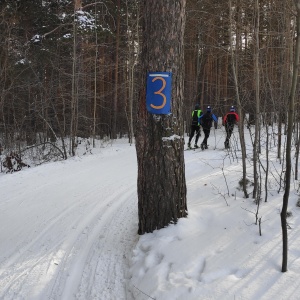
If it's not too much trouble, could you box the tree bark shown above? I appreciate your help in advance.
[135,0,188,234]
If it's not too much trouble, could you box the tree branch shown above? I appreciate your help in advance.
[43,23,73,38]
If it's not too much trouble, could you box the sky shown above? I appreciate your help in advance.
[1,125,300,300]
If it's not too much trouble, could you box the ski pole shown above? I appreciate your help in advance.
[213,123,216,149]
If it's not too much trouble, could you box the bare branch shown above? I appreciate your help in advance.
[43,23,73,39]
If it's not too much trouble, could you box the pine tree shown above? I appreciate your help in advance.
[135,0,188,234]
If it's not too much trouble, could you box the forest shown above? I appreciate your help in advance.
[0,0,296,159]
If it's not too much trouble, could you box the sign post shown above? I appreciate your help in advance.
[146,72,172,114]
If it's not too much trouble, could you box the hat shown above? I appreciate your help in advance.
[195,104,200,110]
[230,106,235,112]
[207,106,211,112]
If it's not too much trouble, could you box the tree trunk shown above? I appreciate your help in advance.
[70,12,78,156]
[135,0,188,234]
[125,0,139,145]
[229,0,248,198]
[281,0,300,273]
[92,3,98,148]
[295,120,300,180]
[112,0,120,139]
[252,0,260,201]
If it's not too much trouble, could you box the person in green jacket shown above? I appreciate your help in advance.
[187,104,202,149]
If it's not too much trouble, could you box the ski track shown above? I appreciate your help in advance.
[185,150,242,187]
[186,162,241,186]
[73,188,138,300]
[0,150,139,300]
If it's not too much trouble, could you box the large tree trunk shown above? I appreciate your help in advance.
[135,0,188,234]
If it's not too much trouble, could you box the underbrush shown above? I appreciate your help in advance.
[0,136,113,173]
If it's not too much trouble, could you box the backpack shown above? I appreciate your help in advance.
[191,110,202,126]
[201,112,212,128]
[225,113,237,125]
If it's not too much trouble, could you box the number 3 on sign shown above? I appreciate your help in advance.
[146,72,172,115]
[150,77,166,109]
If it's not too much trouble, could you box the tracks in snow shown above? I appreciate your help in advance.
[0,150,138,300]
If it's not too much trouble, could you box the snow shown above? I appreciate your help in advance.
[76,10,96,31]
[1,126,300,300]
[31,34,42,43]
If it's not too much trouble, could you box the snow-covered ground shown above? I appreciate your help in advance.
[1,126,300,300]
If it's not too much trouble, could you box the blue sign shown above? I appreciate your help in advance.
[146,72,172,114]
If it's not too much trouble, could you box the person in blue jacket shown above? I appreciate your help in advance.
[199,106,218,150]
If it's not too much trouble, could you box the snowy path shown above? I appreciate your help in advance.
[2,133,300,300]
[0,145,138,300]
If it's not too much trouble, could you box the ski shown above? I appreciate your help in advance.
[200,144,208,150]
[185,146,200,151]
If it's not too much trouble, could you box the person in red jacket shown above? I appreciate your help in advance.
[223,106,239,148]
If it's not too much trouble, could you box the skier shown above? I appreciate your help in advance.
[199,106,218,150]
[223,105,239,149]
[187,104,202,149]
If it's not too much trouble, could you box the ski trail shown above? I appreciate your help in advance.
[186,162,241,186]
[47,185,138,300]
[0,185,138,300]
[73,189,138,300]
[0,147,139,300]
